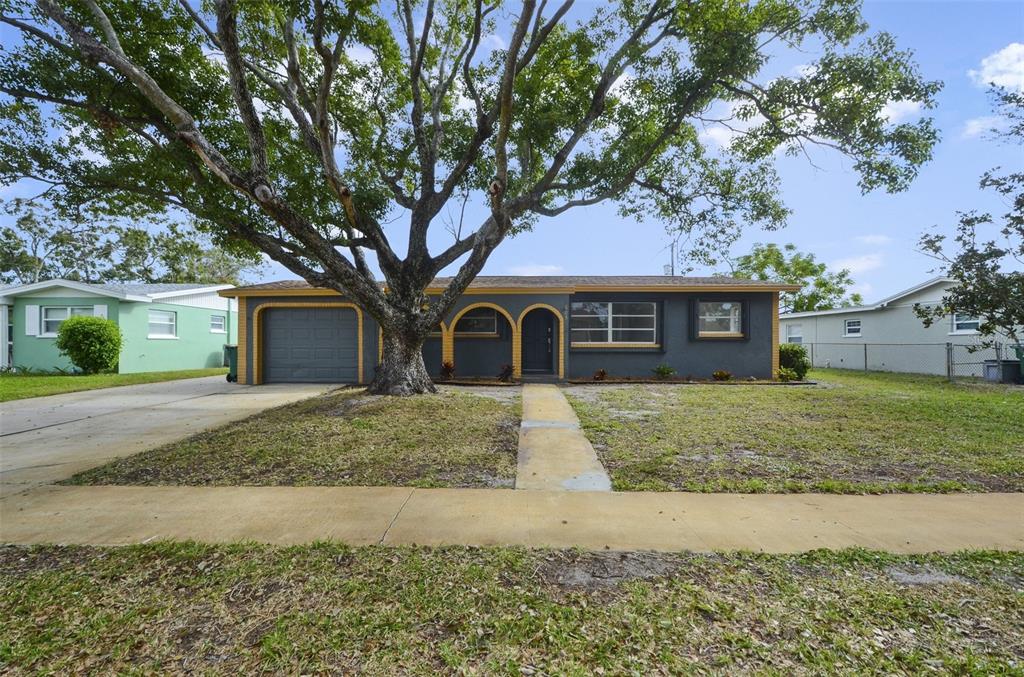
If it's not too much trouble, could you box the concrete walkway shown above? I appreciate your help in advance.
[515,384,611,491]
[1,377,335,496]
[2,485,1021,553]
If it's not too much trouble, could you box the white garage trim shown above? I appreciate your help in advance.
[251,302,363,385]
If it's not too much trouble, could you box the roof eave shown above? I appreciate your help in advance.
[148,284,235,300]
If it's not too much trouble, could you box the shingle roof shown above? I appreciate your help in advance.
[93,283,218,295]
[228,275,799,294]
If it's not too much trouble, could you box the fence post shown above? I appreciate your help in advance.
[863,343,868,371]
[946,342,954,382]
[809,342,814,367]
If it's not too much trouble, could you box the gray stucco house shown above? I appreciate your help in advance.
[779,276,1020,377]
[222,276,797,384]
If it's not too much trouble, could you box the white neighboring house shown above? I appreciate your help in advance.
[779,277,1018,377]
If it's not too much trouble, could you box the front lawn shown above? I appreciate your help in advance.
[567,369,1024,493]
[0,368,229,402]
[68,387,520,488]
[1,543,1020,674]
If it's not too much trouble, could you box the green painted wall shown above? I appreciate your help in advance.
[117,301,238,373]
[11,296,119,371]
[11,296,236,373]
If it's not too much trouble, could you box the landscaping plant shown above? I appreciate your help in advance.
[652,364,677,380]
[776,366,800,382]
[712,370,733,381]
[593,369,608,381]
[439,361,455,380]
[779,343,811,380]
[497,364,514,382]
[54,315,122,374]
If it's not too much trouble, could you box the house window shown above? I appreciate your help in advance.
[844,319,862,337]
[786,324,803,344]
[148,309,177,338]
[571,301,657,344]
[210,314,226,333]
[951,313,980,333]
[696,301,743,338]
[455,307,497,335]
[41,306,92,336]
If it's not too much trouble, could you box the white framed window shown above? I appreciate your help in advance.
[210,314,226,333]
[454,307,498,335]
[843,319,862,337]
[951,313,980,334]
[786,323,803,344]
[571,301,657,345]
[697,301,743,338]
[148,309,177,338]
[40,306,92,337]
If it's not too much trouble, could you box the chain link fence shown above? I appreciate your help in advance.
[802,341,1021,381]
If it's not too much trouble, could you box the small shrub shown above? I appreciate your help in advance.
[593,368,608,381]
[439,361,455,380]
[651,364,676,380]
[497,363,514,382]
[779,343,810,380]
[712,369,732,381]
[776,366,799,382]
[54,315,122,374]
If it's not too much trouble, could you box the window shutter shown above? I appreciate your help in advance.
[93,304,107,319]
[25,305,39,336]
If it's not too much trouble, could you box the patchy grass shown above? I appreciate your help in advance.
[67,387,519,488]
[0,368,229,402]
[0,543,1020,674]
[567,369,1024,493]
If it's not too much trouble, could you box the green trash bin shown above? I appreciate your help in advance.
[1014,344,1024,384]
[224,344,238,383]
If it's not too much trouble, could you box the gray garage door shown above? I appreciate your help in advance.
[262,307,358,383]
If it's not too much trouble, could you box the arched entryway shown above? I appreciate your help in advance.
[449,303,516,378]
[518,305,563,378]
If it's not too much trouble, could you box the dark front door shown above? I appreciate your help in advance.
[521,309,554,373]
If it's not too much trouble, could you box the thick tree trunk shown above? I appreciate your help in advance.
[368,329,437,395]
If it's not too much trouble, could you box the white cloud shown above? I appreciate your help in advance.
[850,282,874,297]
[347,45,375,65]
[854,234,893,246]
[482,33,506,50]
[961,115,1005,139]
[880,100,921,123]
[792,64,817,78]
[832,253,883,275]
[699,101,762,148]
[507,264,564,276]
[969,43,1024,91]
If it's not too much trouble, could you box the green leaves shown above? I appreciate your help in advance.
[730,243,863,313]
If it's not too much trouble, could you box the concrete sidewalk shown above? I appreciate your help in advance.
[516,384,611,491]
[3,485,1021,553]
[1,377,335,495]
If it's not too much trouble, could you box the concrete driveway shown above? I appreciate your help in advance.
[1,376,336,496]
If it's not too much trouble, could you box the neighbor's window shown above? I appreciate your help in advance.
[786,324,803,344]
[952,313,980,333]
[844,319,862,337]
[41,306,92,336]
[148,309,177,338]
[697,301,743,338]
[571,301,657,344]
[455,307,497,335]
[210,314,226,333]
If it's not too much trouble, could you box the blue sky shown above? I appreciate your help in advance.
[2,1,1022,302]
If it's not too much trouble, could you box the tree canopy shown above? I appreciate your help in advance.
[0,0,940,392]
[729,242,862,313]
[916,87,1023,344]
[0,201,264,285]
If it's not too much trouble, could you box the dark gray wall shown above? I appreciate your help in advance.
[566,292,774,379]
[241,289,775,382]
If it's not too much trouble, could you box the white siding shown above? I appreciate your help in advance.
[158,292,231,311]
[25,304,39,336]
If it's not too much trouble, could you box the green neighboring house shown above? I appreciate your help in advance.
[0,280,237,373]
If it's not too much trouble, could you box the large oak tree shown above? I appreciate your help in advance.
[0,0,939,393]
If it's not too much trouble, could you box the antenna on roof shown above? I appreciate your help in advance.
[663,264,672,276]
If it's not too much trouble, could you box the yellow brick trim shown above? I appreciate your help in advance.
[224,284,801,298]
[251,302,363,385]
[236,297,247,384]
[449,302,519,375]
[517,303,565,379]
[771,291,780,377]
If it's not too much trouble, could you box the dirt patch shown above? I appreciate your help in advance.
[441,384,522,405]
[887,566,970,586]
[538,550,687,591]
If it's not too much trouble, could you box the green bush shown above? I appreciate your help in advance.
[776,366,799,382]
[651,363,676,379]
[712,369,733,381]
[779,343,810,380]
[55,315,122,374]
